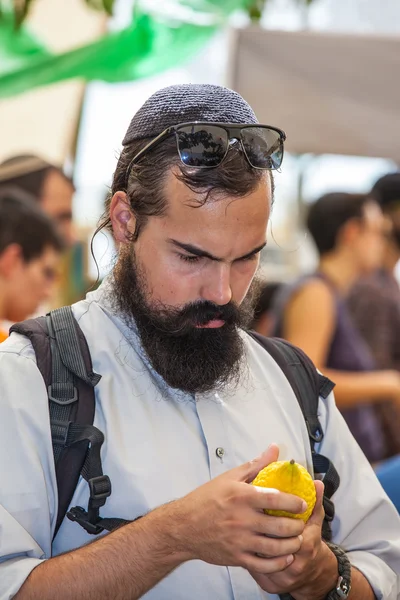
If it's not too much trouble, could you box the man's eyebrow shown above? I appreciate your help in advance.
[168,239,266,261]
[238,242,267,260]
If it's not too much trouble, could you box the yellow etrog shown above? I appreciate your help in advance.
[252,459,316,523]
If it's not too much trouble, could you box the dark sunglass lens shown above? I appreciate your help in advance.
[176,125,228,167]
[241,127,283,169]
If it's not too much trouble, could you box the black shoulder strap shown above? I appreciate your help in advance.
[11,307,130,537]
[248,331,340,544]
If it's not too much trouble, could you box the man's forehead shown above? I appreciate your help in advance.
[163,167,271,216]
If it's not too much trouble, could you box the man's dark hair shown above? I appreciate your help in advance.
[370,172,400,210]
[98,137,273,240]
[0,187,65,261]
[307,192,372,256]
[0,154,74,202]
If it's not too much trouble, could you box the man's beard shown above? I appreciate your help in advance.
[110,247,259,395]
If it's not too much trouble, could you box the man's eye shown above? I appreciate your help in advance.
[43,267,57,281]
[239,253,257,262]
[178,254,201,264]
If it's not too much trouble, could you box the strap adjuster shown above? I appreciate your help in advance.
[67,506,104,535]
[306,418,323,443]
[51,420,72,446]
[48,383,78,405]
[89,475,112,504]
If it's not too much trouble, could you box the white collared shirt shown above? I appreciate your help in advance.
[0,282,399,599]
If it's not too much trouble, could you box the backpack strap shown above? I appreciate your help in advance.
[248,332,340,542]
[11,307,131,537]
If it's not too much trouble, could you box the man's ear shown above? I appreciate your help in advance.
[339,219,360,246]
[110,192,136,243]
[0,244,24,278]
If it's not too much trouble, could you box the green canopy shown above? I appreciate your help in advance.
[0,1,249,98]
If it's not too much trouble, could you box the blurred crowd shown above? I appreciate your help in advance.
[252,172,400,509]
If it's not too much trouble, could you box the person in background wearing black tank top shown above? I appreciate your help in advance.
[272,192,400,464]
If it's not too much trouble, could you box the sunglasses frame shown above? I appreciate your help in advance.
[125,121,286,185]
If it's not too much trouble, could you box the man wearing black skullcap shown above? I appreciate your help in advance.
[0,84,398,600]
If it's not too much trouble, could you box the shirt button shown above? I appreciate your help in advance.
[216,447,225,459]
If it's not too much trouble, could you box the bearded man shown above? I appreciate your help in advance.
[0,84,399,600]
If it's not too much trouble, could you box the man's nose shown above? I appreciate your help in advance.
[63,223,78,247]
[200,263,232,306]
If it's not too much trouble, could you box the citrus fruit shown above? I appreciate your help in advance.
[252,459,316,523]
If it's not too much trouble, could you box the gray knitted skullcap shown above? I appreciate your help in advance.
[122,83,259,146]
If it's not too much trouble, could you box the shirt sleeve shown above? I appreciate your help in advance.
[318,390,400,599]
[0,339,57,598]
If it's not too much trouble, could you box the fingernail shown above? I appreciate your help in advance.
[286,554,294,565]
[298,535,303,544]
[301,501,307,512]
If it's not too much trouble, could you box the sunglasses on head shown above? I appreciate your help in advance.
[125,122,286,183]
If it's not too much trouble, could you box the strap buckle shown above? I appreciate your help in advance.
[306,418,323,443]
[89,475,112,505]
[48,383,78,405]
[51,420,72,446]
[67,506,104,535]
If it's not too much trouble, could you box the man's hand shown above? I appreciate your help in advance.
[249,480,338,600]
[168,444,307,572]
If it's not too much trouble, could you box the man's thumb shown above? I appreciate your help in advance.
[239,443,280,483]
[307,479,325,526]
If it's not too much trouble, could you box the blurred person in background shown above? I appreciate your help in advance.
[0,154,91,308]
[346,174,400,509]
[250,281,281,336]
[272,192,400,463]
[347,173,400,372]
[0,188,64,340]
[0,154,75,247]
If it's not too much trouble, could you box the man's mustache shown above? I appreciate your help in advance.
[152,300,242,337]
[180,300,240,326]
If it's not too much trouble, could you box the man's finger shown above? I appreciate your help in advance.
[251,486,308,516]
[307,479,325,526]
[244,552,294,575]
[233,444,280,483]
[253,513,305,538]
[252,531,303,558]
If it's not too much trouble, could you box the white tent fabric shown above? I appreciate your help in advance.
[228,27,400,161]
[0,0,104,165]
[0,82,85,166]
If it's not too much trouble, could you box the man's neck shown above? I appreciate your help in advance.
[318,253,359,294]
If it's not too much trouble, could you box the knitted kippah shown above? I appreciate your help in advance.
[122,83,258,146]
